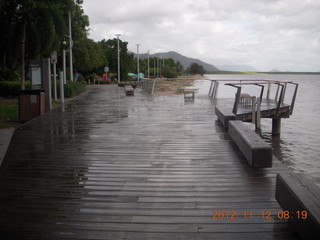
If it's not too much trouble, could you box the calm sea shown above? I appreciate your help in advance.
[194,74,320,185]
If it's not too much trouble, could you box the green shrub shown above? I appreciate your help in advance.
[0,67,20,82]
[0,81,31,97]
[64,81,86,98]
[0,80,86,98]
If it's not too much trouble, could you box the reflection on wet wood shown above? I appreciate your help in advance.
[0,85,299,239]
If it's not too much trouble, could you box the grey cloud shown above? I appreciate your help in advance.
[83,0,320,71]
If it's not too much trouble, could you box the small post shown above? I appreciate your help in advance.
[60,71,64,104]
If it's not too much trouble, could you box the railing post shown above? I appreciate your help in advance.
[256,97,261,132]
[232,86,241,115]
[209,81,214,96]
[276,84,284,116]
[213,81,219,99]
[280,82,287,104]
[289,83,298,115]
[267,83,271,100]
[275,84,280,102]
[252,96,256,128]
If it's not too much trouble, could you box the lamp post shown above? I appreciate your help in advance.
[69,11,73,81]
[63,34,73,83]
[115,34,121,83]
[136,44,140,82]
[62,43,67,84]
[147,50,150,79]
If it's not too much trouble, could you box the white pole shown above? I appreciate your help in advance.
[53,62,57,101]
[60,71,64,103]
[63,49,66,84]
[147,50,150,79]
[69,11,74,81]
[115,34,121,83]
[136,44,140,82]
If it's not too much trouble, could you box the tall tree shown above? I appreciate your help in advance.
[188,62,206,75]
[99,39,134,81]
[73,38,107,75]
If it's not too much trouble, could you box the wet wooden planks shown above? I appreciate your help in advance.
[0,85,299,239]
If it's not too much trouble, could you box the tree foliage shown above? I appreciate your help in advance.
[73,38,107,75]
[187,62,206,75]
[98,39,135,81]
[0,0,101,83]
[138,57,184,78]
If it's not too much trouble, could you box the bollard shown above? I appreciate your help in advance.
[60,71,64,104]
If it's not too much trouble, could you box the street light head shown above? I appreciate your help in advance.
[115,34,121,38]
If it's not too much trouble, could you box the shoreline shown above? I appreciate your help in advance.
[153,75,203,95]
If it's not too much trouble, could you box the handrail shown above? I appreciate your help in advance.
[289,83,298,115]
[276,83,284,116]
[255,84,264,108]
[225,83,241,115]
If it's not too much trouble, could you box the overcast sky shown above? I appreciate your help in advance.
[82,0,320,72]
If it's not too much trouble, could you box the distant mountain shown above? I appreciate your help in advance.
[136,51,219,71]
[269,69,281,73]
[217,64,259,72]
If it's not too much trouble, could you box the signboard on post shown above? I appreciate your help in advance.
[30,60,42,88]
[104,66,109,72]
[50,51,57,64]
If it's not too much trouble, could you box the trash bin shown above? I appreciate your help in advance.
[19,89,45,122]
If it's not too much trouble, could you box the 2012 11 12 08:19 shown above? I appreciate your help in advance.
[211,210,308,220]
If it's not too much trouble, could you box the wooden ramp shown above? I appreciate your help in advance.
[0,85,299,239]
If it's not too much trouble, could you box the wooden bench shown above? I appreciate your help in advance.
[228,120,272,168]
[183,89,195,100]
[124,85,134,96]
[276,172,320,239]
[215,106,236,129]
[240,93,252,106]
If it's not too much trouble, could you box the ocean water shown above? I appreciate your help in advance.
[194,74,320,185]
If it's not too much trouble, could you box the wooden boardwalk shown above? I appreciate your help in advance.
[0,85,299,239]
